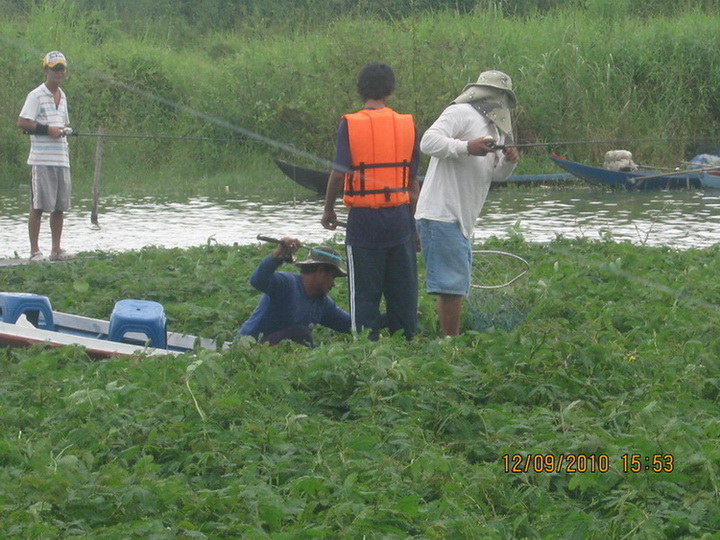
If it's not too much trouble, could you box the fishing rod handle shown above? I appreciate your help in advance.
[487,142,507,151]
[23,127,75,137]
[256,235,305,251]
[257,235,285,245]
[256,235,301,265]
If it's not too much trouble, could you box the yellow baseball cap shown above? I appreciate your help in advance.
[43,51,67,68]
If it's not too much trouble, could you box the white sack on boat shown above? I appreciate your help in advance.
[604,150,638,171]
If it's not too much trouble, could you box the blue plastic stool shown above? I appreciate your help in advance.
[108,299,167,349]
[0,292,54,330]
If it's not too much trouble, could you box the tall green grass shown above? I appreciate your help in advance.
[1,1,719,187]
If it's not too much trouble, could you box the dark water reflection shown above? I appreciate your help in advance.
[2,186,720,258]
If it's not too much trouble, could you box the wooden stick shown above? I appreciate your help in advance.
[679,160,720,169]
[634,165,720,183]
[90,126,105,226]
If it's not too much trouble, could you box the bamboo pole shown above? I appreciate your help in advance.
[90,127,104,226]
[634,165,720,185]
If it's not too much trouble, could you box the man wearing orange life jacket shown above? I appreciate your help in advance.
[322,62,420,340]
[341,107,415,209]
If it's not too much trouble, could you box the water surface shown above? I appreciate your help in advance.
[2,185,719,259]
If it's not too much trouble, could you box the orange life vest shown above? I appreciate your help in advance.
[342,107,415,208]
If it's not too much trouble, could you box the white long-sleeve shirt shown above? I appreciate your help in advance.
[416,103,516,238]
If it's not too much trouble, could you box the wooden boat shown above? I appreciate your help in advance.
[550,154,706,190]
[701,170,720,189]
[689,154,720,189]
[0,293,227,358]
[274,159,573,196]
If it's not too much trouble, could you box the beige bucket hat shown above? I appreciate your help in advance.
[454,70,517,107]
[452,70,516,134]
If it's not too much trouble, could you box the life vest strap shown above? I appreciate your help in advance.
[345,186,409,203]
[350,161,411,171]
[344,187,409,195]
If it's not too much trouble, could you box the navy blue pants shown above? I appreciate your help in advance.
[346,239,417,340]
[260,325,313,347]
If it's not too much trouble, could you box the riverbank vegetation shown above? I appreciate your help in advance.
[1,238,719,537]
[1,0,719,188]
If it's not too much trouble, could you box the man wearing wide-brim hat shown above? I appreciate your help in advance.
[415,70,520,337]
[236,237,351,346]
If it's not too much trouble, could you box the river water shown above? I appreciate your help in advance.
[2,185,720,259]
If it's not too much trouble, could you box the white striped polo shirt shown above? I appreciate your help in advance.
[19,83,71,168]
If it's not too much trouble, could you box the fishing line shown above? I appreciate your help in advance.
[68,132,256,143]
[6,38,719,319]
[467,240,720,334]
[2,37,335,171]
[543,242,720,316]
[82,67,336,169]
[490,136,720,151]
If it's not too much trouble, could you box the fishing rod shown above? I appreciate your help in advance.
[29,131,720,150]
[22,128,248,144]
[488,136,720,151]
[68,130,247,143]
[256,235,345,261]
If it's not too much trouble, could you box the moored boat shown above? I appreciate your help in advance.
[0,292,227,358]
[549,153,716,190]
[275,159,573,196]
[689,154,720,189]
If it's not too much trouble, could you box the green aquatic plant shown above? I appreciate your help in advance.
[1,239,719,536]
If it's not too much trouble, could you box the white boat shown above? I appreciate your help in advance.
[0,293,226,358]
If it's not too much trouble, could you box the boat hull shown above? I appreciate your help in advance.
[690,154,720,189]
[0,311,223,358]
[701,171,720,188]
[275,159,573,196]
[550,155,703,190]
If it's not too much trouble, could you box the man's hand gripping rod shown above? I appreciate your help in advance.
[256,235,345,261]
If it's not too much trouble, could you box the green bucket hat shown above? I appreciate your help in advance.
[295,246,347,277]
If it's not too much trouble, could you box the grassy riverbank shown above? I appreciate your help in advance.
[1,1,719,187]
[2,239,719,537]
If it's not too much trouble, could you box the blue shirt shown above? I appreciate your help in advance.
[237,256,351,338]
[333,114,420,248]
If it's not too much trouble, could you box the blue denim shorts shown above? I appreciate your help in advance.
[417,219,472,296]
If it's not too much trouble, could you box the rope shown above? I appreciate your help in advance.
[471,250,530,289]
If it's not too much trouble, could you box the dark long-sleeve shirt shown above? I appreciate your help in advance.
[237,256,351,339]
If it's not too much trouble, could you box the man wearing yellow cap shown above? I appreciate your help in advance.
[17,51,74,262]
[416,70,520,336]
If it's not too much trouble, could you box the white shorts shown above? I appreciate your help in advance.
[30,165,71,212]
